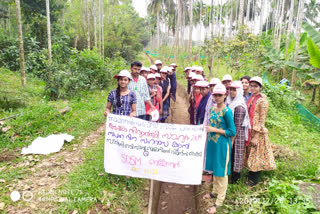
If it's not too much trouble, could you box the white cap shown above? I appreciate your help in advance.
[113,70,132,79]
[155,73,161,78]
[250,76,263,86]
[150,65,157,70]
[212,83,227,95]
[155,60,162,65]
[168,67,173,72]
[195,80,209,88]
[184,67,191,71]
[191,66,197,70]
[197,66,204,71]
[170,63,177,67]
[140,66,148,71]
[147,73,156,79]
[229,81,242,88]
[222,74,232,81]
[192,74,204,81]
[188,72,196,79]
[209,78,221,85]
[160,68,168,73]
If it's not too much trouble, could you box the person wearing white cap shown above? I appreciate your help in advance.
[203,83,236,212]
[104,70,137,117]
[155,60,162,72]
[145,74,161,119]
[154,73,163,114]
[188,74,203,125]
[222,74,233,89]
[244,76,276,186]
[225,81,251,184]
[184,67,192,94]
[195,81,211,125]
[140,66,149,79]
[168,66,177,102]
[203,78,221,127]
[150,65,158,73]
[195,66,203,75]
[159,69,171,122]
[128,61,155,117]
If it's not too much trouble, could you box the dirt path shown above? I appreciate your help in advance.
[4,124,105,213]
[157,85,198,214]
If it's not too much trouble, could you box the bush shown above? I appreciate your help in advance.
[45,49,126,98]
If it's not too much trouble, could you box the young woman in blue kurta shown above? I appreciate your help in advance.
[205,106,236,176]
[203,83,236,214]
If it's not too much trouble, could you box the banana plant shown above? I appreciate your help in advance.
[304,38,320,105]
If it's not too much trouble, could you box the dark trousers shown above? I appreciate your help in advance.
[248,171,261,184]
[231,146,241,184]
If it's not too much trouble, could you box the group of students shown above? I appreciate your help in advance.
[104,60,177,123]
[104,61,276,214]
[184,67,276,213]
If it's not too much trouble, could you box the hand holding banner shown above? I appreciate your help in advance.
[104,114,207,185]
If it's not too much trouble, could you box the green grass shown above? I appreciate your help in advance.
[0,68,112,151]
[0,67,116,211]
[56,136,146,213]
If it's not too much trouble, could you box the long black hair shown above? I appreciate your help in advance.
[116,83,121,107]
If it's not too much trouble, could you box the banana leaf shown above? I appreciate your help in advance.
[307,38,320,69]
[302,22,320,44]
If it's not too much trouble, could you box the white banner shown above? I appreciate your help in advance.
[104,114,207,185]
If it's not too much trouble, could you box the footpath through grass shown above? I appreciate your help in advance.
[56,136,146,213]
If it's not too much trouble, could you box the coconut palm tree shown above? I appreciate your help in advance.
[292,0,306,86]
[14,0,26,86]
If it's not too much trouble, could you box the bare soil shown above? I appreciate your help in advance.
[4,124,106,213]
[157,84,198,214]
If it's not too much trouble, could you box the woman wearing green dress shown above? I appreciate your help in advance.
[203,83,236,214]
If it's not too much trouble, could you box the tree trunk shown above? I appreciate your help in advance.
[292,0,305,87]
[188,0,193,54]
[276,0,285,50]
[9,6,11,37]
[98,0,101,54]
[198,0,202,62]
[238,0,244,26]
[229,0,233,37]
[14,0,26,86]
[93,0,97,50]
[46,0,52,65]
[259,0,265,35]
[285,0,294,59]
[210,0,214,37]
[218,0,223,36]
[311,86,316,104]
[86,0,90,49]
[157,11,160,49]
[246,0,251,26]
[101,1,104,59]
[73,35,78,48]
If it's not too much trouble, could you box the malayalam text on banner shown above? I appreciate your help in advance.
[104,114,207,185]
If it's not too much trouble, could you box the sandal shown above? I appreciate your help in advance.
[202,192,217,200]
[245,180,256,187]
[206,204,217,213]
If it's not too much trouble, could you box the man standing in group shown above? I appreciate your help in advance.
[155,60,162,72]
[128,61,155,117]
[169,63,177,102]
